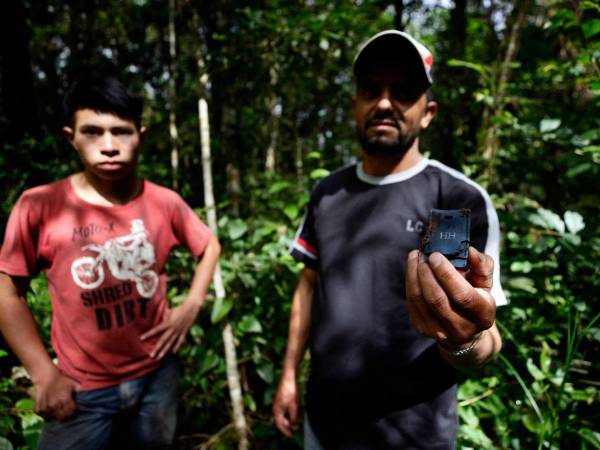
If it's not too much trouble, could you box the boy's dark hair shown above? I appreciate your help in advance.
[63,77,143,129]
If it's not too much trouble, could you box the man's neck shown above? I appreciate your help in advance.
[71,171,141,207]
[361,142,423,176]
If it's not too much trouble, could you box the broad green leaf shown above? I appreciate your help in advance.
[540,118,561,133]
[540,343,551,373]
[529,208,565,233]
[0,437,14,450]
[199,350,220,375]
[227,219,248,240]
[566,162,592,178]
[238,315,262,333]
[565,211,585,234]
[582,19,600,38]
[578,428,600,449]
[15,398,34,412]
[211,297,233,324]
[521,413,541,433]
[526,359,545,381]
[310,168,330,180]
[268,181,290,194]
[447,59,487,77]
[510,261,532,273]
[563,233,581,246]
[283,204,299,220]
[581,1,600,12]
[589,327,600,342]
[20,412,42,429]
[244,393,257,412]
[508,277,537,294]
[257,361,274,384]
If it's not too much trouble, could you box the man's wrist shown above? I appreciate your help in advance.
[437,330,485,357]
[183,296,204,311]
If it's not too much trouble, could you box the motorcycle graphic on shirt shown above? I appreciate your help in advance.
[71,219,159,298]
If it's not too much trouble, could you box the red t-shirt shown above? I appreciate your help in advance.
[0,178,212,390]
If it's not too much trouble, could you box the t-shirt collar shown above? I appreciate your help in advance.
[356,158,429,185]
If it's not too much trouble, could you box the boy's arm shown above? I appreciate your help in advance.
[141,234,221,358]
[273,267,316,438]
[0,273,79,420]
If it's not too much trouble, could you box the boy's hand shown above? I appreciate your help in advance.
[141,301,201,359]
[33,367,80,421]
[405,247,496,346]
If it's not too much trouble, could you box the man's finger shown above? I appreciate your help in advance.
[466,247,494,290]
[428,252,495,331]
[274,408,293,438]
[150,329,174,358]
[158,330,181,358]
[141,322,168,341]
[173,334,186,354]
[417,253,459,337]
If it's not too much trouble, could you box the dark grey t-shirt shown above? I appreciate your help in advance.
[290,159,505,449]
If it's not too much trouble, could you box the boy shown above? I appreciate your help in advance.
[0,77,220,449]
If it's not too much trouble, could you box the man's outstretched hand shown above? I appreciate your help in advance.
[405,247,496,349]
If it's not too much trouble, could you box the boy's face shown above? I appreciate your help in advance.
[63,109,146,182]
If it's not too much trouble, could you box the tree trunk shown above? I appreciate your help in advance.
[194,11,249,450]
[480,0,529,182]
[394,0,404,31]
[198,97,249,450]
[168,0,180,190]
[265,65,280,173]
[1,0,40,142]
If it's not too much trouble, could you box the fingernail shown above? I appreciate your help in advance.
[429,253,443,267]
[408,250,419,260]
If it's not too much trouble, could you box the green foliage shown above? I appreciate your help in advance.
[457,195,600,449]
[1,0,599,448]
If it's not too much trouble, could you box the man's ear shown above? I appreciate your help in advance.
[420,101,437,130]
[62,126,75,143]
[139,126,147,143]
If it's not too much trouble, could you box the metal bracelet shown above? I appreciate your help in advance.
[439,331,484,357]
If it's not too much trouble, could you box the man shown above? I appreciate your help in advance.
[0,77,220,449]
[273,30,505,449]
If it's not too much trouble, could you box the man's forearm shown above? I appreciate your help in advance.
[0,274,57,383]
[281,268,316,378]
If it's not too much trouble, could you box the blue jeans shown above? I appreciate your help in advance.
[38,358,179,450]
[304,417,325,450]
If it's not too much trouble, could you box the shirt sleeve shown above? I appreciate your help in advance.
[290,193,319,270]
[0,193,40,277]
[170,197,213,257]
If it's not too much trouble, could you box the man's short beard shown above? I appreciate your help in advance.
[357,128,419,157]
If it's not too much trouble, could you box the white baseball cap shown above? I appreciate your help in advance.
[353,30,434,85]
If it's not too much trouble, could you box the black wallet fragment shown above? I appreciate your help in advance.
[422,209,471,269]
